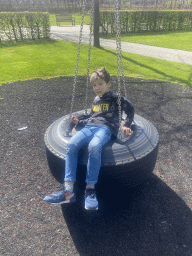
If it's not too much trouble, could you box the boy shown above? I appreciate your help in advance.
[44,67,134,210]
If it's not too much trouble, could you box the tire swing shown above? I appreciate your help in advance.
[44,0,159,190]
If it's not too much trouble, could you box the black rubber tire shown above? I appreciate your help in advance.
[44,110,159,188]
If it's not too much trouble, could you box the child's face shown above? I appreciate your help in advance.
[90,74,111,97]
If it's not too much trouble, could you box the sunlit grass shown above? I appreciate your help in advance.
[0,39,191,86]
[101,30,192,52]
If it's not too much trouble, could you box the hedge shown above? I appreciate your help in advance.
[100,10,192,34]
[0,12,50,43]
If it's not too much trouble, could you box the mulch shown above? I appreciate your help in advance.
[1,76,192,256]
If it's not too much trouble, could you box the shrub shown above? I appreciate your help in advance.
[100,10,192,35]
[0,12,50,43]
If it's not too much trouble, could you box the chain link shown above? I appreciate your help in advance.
[84,0,94,113]
[115,0,122,132]
[119,39,127,98]
[69,0,87,119]
[115,0,127,142]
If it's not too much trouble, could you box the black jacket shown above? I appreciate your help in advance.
[78,91,134,136]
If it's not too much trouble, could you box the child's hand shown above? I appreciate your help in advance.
[71,116,79,125]
[121,126,132,137]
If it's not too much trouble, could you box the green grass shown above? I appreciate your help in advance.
[49,14,90,26]
[0,39,191,86]
[101,30,192,52]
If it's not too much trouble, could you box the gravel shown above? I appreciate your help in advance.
[1,76,192,256]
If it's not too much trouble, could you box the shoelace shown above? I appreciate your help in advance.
[56,185,66,192]
[86,189,96,198]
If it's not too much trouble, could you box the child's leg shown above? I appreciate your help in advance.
[43,126,94,205]
[84,126,111,210]
[65,126,93,184]
[86,126,112,185]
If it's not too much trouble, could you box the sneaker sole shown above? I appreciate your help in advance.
[85,206,98,210]
[45,198,76,205]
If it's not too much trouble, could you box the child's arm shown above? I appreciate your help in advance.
[121,126,132,136]
[71,112,92,126]
[71,116,79,125]
[121,96,134,128]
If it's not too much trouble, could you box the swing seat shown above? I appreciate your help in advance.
[44,109,159,188]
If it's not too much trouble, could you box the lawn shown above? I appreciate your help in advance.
[102,30,192,52]
[0,39,191,86]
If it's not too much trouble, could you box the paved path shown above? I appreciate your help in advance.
[50,26,192,65]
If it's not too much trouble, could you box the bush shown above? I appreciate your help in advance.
[0,12,50,43]
[100,10,192,35]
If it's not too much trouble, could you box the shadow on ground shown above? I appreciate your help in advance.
[62,174,192,256]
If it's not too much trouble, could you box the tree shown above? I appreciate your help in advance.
[94,0,100,47]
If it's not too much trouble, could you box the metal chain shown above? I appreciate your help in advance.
[69,0,86,119]
[115,0,127,142]
[115,0,122,132]
[84,0,94,113]
[119,38,127,98]
[114,1,126,98]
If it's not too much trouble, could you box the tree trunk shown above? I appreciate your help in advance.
[94,0,100,48]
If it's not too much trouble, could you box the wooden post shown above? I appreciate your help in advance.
[94,0,100,48]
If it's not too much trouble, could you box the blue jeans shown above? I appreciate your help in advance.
[65,125,112,184]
